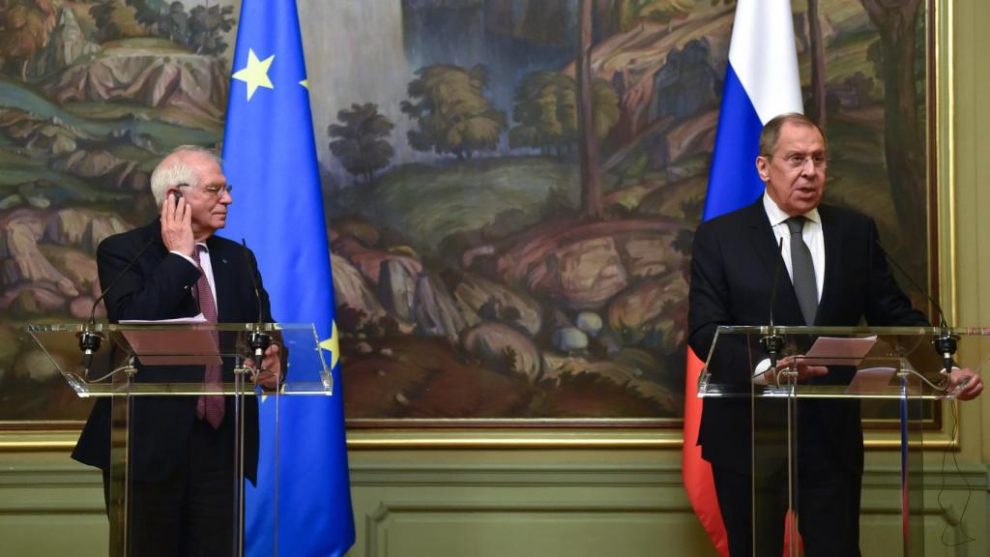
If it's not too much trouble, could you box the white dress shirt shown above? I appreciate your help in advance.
[754,194,826,381]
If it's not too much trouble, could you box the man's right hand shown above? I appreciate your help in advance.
[773,355,829,382]
[161,192,194,257]
[945,367,984,400]
[246,344,283,391]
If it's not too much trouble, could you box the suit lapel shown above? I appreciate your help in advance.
[744,201,806,325]
[744,201,781,274]
[817,206,841,326]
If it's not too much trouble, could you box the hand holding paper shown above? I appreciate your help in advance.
[774,354,829,382]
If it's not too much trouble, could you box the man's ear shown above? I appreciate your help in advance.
[755,156,769,181]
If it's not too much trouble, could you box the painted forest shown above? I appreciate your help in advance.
[0,0,931,428]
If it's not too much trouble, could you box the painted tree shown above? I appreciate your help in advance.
[576,0,603,219]
[126,0,164,26]
[401,64,506,160]
[0,0,56,81]
[806,0,827,128]
[185,4,235,55]
[157,1,189,44]
[860,0,926,235]
[600,0,697,38]
[151,2,235,55]
[328,103,395,183]
[90,1,146,42]
[509,70,619,157]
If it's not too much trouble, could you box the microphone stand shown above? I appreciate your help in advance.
[933,326,959,385]
[880,245,959,379]
[233,239,273,550]
[78,326,103,378]
[240,239,271,363]
[760,238,786,381]
[79,236,157,378]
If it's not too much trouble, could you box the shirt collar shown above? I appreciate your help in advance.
[762,191,821,227]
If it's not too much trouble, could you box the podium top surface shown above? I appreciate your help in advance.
[698,326,988,400]
[26,322,335,398]
[712,325,990,336]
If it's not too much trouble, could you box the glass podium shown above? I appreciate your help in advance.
[698,325,984,557]
[27,322,334,557]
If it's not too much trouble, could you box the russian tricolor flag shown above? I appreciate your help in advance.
[682,1,803,554]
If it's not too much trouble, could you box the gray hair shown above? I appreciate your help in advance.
[758,113,827,157]
[149,145,223,204]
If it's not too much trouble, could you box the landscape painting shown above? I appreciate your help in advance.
[310,0,936,427]
[0,0,936,436]
[0,0,236,430]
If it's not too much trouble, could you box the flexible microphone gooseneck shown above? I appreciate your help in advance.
[760,237,787,371]
[79,235,158,375]
[240,239,270,360]
[879,243,957,375]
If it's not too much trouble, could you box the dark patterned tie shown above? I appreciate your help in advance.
[194,245,224,428]
[786,217,818,325]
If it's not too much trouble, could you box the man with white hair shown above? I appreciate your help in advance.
[73,145,281,556]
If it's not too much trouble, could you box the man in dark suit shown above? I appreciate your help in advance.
[73,145,282,556]
[688,113,982,556]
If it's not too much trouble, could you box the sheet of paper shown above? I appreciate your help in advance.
[119,317,221,366]
[120,314,207,325]
[846,366,897,394]
[802,335,877,366]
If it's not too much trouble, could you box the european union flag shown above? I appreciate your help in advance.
[221,1,355,555]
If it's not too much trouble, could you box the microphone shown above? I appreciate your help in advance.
[879,242,957,375]
[79,235,157,376]
[760,237,786,370]
[240,239,270,359]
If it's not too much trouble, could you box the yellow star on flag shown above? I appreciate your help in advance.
[232,49,275,101]
[300,79,309,90]
[318,320,340,371]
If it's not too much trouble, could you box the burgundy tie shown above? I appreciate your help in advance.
[194,246,224,428]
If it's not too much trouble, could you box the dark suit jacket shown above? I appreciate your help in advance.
[72,220,273,483]
[688,199,927,475]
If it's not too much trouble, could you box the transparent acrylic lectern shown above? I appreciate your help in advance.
[698,325,984,557]
[27,322,334,557]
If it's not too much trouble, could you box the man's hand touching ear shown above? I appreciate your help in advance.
[161,192,195,257]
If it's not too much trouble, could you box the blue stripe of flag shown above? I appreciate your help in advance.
[702,64,766,222]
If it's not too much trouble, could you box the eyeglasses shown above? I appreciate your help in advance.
[178,182,233,197]
[766,153,828,169]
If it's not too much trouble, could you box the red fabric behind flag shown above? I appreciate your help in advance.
[682,348,729,557]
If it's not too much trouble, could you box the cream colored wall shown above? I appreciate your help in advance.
[0,449,985,556]
[2,1,990,556]
[344,450,988,557]
[347,450,715,557]
[949,0,990,470]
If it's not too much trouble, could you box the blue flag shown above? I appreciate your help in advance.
[221,1,355,555]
